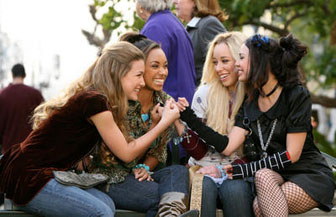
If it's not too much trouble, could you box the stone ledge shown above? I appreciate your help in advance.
[0,210,146,217]
[214,208,336,217]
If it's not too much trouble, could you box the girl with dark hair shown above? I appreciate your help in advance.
[177,34,335,216]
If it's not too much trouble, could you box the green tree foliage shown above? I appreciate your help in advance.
[219,0,336,90]
[83,0,336,107]
[82,0,144,48]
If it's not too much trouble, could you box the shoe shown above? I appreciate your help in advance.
[179,209,199,217]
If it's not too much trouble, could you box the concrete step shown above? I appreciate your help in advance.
[214,208,336,217]
[289,208,336,216]
[0,209,146,217]
[1,208,335,217]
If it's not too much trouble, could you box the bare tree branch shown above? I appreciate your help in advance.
[89,5,98,22]
[285,12,305,29]
[321,1,331,16]
[244,20,289,36]
[81,29,105,48]
[269,0,312,8]
[311,94,336,108]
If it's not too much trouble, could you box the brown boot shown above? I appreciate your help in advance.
[156,192,188,217]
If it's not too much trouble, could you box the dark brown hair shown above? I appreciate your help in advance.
[244,33,308,101]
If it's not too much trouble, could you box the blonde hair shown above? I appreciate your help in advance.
[201,32,247,135]
[32,42,144,132]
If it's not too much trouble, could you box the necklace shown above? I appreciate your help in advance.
[141,113,149,122]
[260,83,280,97]
[257,119,277,158]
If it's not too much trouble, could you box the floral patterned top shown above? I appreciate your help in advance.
[90,91,175,184]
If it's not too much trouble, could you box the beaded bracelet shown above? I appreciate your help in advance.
[178,121,189,143]
[133,164,150,173]
[216,165,227,178]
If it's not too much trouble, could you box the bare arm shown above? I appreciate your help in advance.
[174,120,186,136]
[286,132,306,163]
[91,99,180,163]
[143,155,159,171]
[222,126,248,156]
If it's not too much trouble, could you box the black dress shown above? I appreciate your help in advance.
[234,84,335,211]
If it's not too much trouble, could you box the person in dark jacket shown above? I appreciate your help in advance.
[173,0,226,85]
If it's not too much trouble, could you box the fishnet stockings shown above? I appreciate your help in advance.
[253,169,318,217]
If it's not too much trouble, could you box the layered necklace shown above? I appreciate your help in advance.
[257,119,277,158]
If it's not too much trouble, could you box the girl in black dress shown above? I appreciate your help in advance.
[177,34,335,216]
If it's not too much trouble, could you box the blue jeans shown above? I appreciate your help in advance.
[102,165,189,217]
[201,176,254,217]
[17,179,115,217]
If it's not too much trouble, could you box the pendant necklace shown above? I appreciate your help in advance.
[141,113,149,122]
[141,105,151,122]
[257,119,277,158]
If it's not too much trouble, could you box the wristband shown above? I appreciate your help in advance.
[216,165,227,179]
[133,164,150,173]
[232,151,291,179]
[180,107,228,152]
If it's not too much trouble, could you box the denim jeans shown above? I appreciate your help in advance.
[102,165,189,217]
[201,176,255,217]
[17,179,115,217]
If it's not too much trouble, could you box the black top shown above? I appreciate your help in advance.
[235,85,335,211]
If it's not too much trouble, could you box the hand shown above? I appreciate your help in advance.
[176,97,189,112]
[133,168,153,182]
[75,155,92,171]
[196,165,222,178]
[150,103,162,126]
[223,164,233,179]
[161,98,180,124]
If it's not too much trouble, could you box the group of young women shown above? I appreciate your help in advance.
[0,3,334,217]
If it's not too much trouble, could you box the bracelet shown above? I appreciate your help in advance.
[179,121,189,143]
[216,165,227,178]
[133,164,150,173]
[173,121,188,144]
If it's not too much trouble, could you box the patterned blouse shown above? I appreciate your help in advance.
[90,91,175,184]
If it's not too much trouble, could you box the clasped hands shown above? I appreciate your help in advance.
[133,167,153,182]
[196,164,233,179]
[150,97,189,126]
